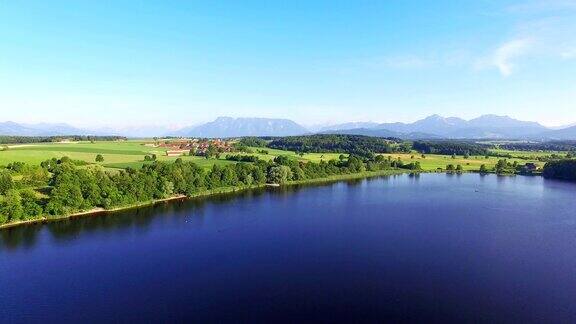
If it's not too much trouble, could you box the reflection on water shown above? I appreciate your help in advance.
[0,226,42,251]
[0,175,404,251]
[0,188,260,251]
[2,173,576,322]
[1,173,567,252]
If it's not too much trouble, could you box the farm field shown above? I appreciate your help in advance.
[379,153,545,171]
[489,149,566,159]
[246,146,345,162]
[0,140,550,173]
[0,140,350,171]
[1,141,158,168]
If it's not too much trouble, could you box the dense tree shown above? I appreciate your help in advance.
[0,189,23,222]
[21,165,50,187]
[267,165,293,184]
[95,154,105,162]
[0,135,126,145]
[543,160,576,181]
[238,137,268,147]
[6,161,26,173]
[0,145,410,225]
[19,189,43,220]
[268,134,399,156]
[495,159,509,174]
[45,164,85,215]
[497,141,576,152]
[0,170,13,195]
[205,145,219,159]
[413,141,489,156]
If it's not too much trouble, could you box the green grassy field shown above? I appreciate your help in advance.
[0,141,350,171]
[0,141,154,166]
[247,146,345,162]
[489,149,565,159]
[380,153,545,171]
[0,140,550,173]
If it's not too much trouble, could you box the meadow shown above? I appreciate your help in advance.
[0,140,350,171]
[379,153,545,171]
[489,149,565,159]
[0,140,547,172]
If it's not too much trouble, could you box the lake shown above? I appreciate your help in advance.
[1,174,576,322]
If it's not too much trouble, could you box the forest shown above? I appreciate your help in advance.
[495,141,576,152]
[412,141,489,156]
[542,160,576,181]
[0,135,127,145]
[268,134,408,157]
[0,154,411,225]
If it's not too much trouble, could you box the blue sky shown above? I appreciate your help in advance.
[1,0,575,128]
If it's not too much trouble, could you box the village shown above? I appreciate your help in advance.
[145,138,235,157]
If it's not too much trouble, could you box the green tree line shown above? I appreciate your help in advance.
[0,135,127,145]
[268,134,407,157]
[0,154,407,225]
[412,141,489,156]
[543,160,576,181]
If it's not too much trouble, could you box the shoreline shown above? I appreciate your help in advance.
[0,169,409,230]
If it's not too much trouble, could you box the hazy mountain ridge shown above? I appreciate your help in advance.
[319,122,380,132]
[533,126,576,140]
[375,114,467,135]
[0,121,96,136]
[1,115,575,139]
[319,127,443,140]
[368,114,547,138]
[172,117,309,138]
[333,115,563,139]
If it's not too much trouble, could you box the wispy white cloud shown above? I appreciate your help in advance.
[476,38,533,76]
[360,0,576,77]
[474,0,576,76]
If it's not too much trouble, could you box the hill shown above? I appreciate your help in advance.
[320,127,442,140]
[534,126,576,140]
[173,117,309,138]
[376,114,467,136]
[372,114,548,139]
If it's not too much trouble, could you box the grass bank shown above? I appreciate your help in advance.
[286,169,409,186]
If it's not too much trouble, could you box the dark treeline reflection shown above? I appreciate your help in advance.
[0,225,42,251]
[0,176,402,251]
[0,185,273,250]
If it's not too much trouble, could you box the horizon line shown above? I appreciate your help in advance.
[1,113,574,130]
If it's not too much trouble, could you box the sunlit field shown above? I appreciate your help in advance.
[1,140,353,171]
[0,140,549,173]
[379,153,544,171]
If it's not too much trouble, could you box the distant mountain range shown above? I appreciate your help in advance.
[1,115,576,140]
[0,121,96,136]
[540,125,576,140]
[329,115,576,140]
[172,117,309,138]
[319,122,380,133]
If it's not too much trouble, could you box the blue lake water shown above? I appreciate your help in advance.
[1,174,576,322]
